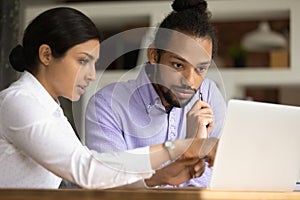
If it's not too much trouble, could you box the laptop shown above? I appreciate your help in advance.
[209,99,300,191]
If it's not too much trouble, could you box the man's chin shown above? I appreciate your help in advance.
[161,87,194,108]
[173,98,192,108]
[178,100,190,107]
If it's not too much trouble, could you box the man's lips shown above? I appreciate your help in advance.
[172,87,195,99]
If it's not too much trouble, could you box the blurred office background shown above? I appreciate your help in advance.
[1,0,300,141]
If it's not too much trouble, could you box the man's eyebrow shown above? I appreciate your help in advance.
[169,54,188,63]
[198,60,211,66]
[170,54,211,67]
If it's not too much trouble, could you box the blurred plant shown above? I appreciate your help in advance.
[228,45,247,68]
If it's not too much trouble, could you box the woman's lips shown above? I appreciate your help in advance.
[77,85,86,94]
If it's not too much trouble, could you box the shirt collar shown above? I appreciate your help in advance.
[20,71,61,115]
[135,63,165,113]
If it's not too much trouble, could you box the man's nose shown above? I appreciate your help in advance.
[181,66,195,87]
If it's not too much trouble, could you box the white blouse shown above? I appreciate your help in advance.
[0,71,153,189]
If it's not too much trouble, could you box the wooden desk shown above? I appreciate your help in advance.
[0,188,299,200]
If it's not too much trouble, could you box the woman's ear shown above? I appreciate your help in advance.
[147,44,158,64]
[38,44,52,66]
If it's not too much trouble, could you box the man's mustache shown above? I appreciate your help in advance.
[173,85,197,93]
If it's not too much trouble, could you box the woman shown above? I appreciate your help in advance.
[0,7,216,189]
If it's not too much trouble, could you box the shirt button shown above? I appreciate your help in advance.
[170,133,175,138]
[170,126,175,131]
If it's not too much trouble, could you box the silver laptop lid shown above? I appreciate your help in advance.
[210,99,300,191]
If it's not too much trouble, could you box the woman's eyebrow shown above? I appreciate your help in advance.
[79,52,95,60]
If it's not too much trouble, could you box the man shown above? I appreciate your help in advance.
[85,0,226,187]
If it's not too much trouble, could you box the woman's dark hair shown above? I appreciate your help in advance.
[9,7,101,72]
[154,0,217,58]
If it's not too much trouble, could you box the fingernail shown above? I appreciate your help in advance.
[194,165,201,172]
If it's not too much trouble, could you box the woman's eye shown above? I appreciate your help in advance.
[79,59,89,65]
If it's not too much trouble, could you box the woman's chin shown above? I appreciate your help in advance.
[70,94,81,102]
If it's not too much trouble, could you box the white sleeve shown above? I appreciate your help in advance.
[2,93,154,189]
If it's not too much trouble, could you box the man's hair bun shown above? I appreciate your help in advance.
[171,0,207,13]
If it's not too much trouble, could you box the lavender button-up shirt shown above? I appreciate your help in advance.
[85,63,226,187]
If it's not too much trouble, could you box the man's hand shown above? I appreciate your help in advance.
[186,100,214,139]
[144,157,205,187]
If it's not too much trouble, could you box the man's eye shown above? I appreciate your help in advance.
[172,63,183,68]
[196,67,207,73]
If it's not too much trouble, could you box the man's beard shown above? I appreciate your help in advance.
[157,84,196,108]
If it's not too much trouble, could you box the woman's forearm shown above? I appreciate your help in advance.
[149,138,218,169]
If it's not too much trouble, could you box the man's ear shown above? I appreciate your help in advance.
[38,44,52,66]
[147,44,158,64]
